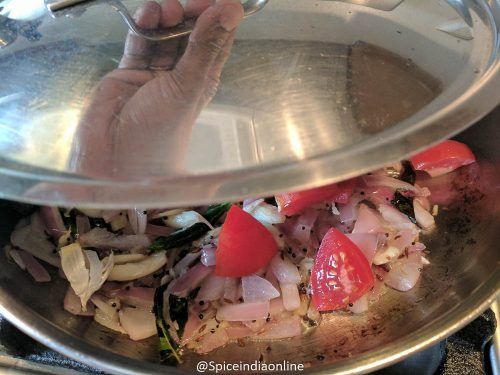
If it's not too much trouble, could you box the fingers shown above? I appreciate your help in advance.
[172,0,243,97]
[160,0,184,27]
[149,0,185,70]
[184,0,214,17]
[119,1,161,69]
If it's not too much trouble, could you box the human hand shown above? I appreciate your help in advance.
[74,0,244,178]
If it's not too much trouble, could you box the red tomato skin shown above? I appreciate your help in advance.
[215,206,278,277]
[275,179,356,216]
[410,140,476,177]
[311,228,374,311]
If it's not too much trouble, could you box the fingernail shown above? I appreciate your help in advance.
[217,2,244,32]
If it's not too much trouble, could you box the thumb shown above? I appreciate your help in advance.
[172,0,243,97]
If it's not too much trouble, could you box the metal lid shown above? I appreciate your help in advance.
[0,0,498,208]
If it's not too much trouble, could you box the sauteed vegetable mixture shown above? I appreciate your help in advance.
[4,140,476,362]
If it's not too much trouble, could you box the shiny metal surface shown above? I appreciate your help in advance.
[0,108,498,374]
[0,0,498,208]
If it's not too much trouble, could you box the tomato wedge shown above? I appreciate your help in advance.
[410,140,476,177]
[215,205,278,277]
[275,179,356,216]
[311,228,374,311]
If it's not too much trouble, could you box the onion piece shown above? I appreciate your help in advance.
[7,247,25,270]
[10,216,60,267]
[94,307,125,334]
[269,297,285,316]
[346,233,378,263]
[226,324,254,339]
[107,251,166,282]
[242,275,280,302]
[413,200,436,231]
[216,301,270,322]
[79,228,151,250]
[269,254,301,285]
[378,204,416,231]
[17,250,51,282]
[64,286,94,316]
[170,263,213,297]
[165,211,213,230]
[128,209,147,235]
[338,195,363,225]
[119,307,157,341]
[244,201,286,225]
[348,294,369,314]
[223,277,239,302]
[352,204,385,234]
[196,274,226,302]
[60,243,114,308]
[201,245,216,266]
[373,246,402,265]
[384,253,425,292]
[145,224,173,237]
[243,319,266,332]
[75,215,91,235]
[39,206,66,240]
[114,287,155,310]
[113,253,146,265]
[254,314,302,340]
[362,175,419,194]
[173,251,201,277]
[280,283,300,311]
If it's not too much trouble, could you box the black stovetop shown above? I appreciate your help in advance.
[0,309,496,374]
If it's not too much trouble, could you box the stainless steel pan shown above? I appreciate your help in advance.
[0,108,498,374]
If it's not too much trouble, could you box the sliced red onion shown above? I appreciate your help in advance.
[196,274,226,302]
[378,204,416,231]
[346,233,378,263]
[279,209,318,248]
[11,215,60,267]
[225,324,254,340]
[254,314,301,340]
[352,204,385,234]
[223,277,239,302]
[200,245,217,267]
[119,307,157,341]
[79,228,151,250]
[7,248,25,270]
[173,251,201,276]
[242,319,266,332]
[64,286,94,316]
[165,211,213,230]
[17,250,51,282]
[75,215,91,235]
[39,206,66,240]
[182,309,217,345]
[242,275,280,302]
[364,186,395,206]
[128,209,147,235]
[269,297,285,316]
[114,287,155,310]
[373,245,402,265]
[368,279,386,303]
[384,253,424,292]
[348,294,369,314]
[144,224,173,237]
[407,242,426,253]
[269,254,301,285]
[338,195,363,225]
[170,263,213,297]
[280,283,300,311]
[413,200,436,230]
[362,175,418,193]
[194,327,229,354]
[414,195,431,211]
[216,301,270,322]
[388,229,419,251]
